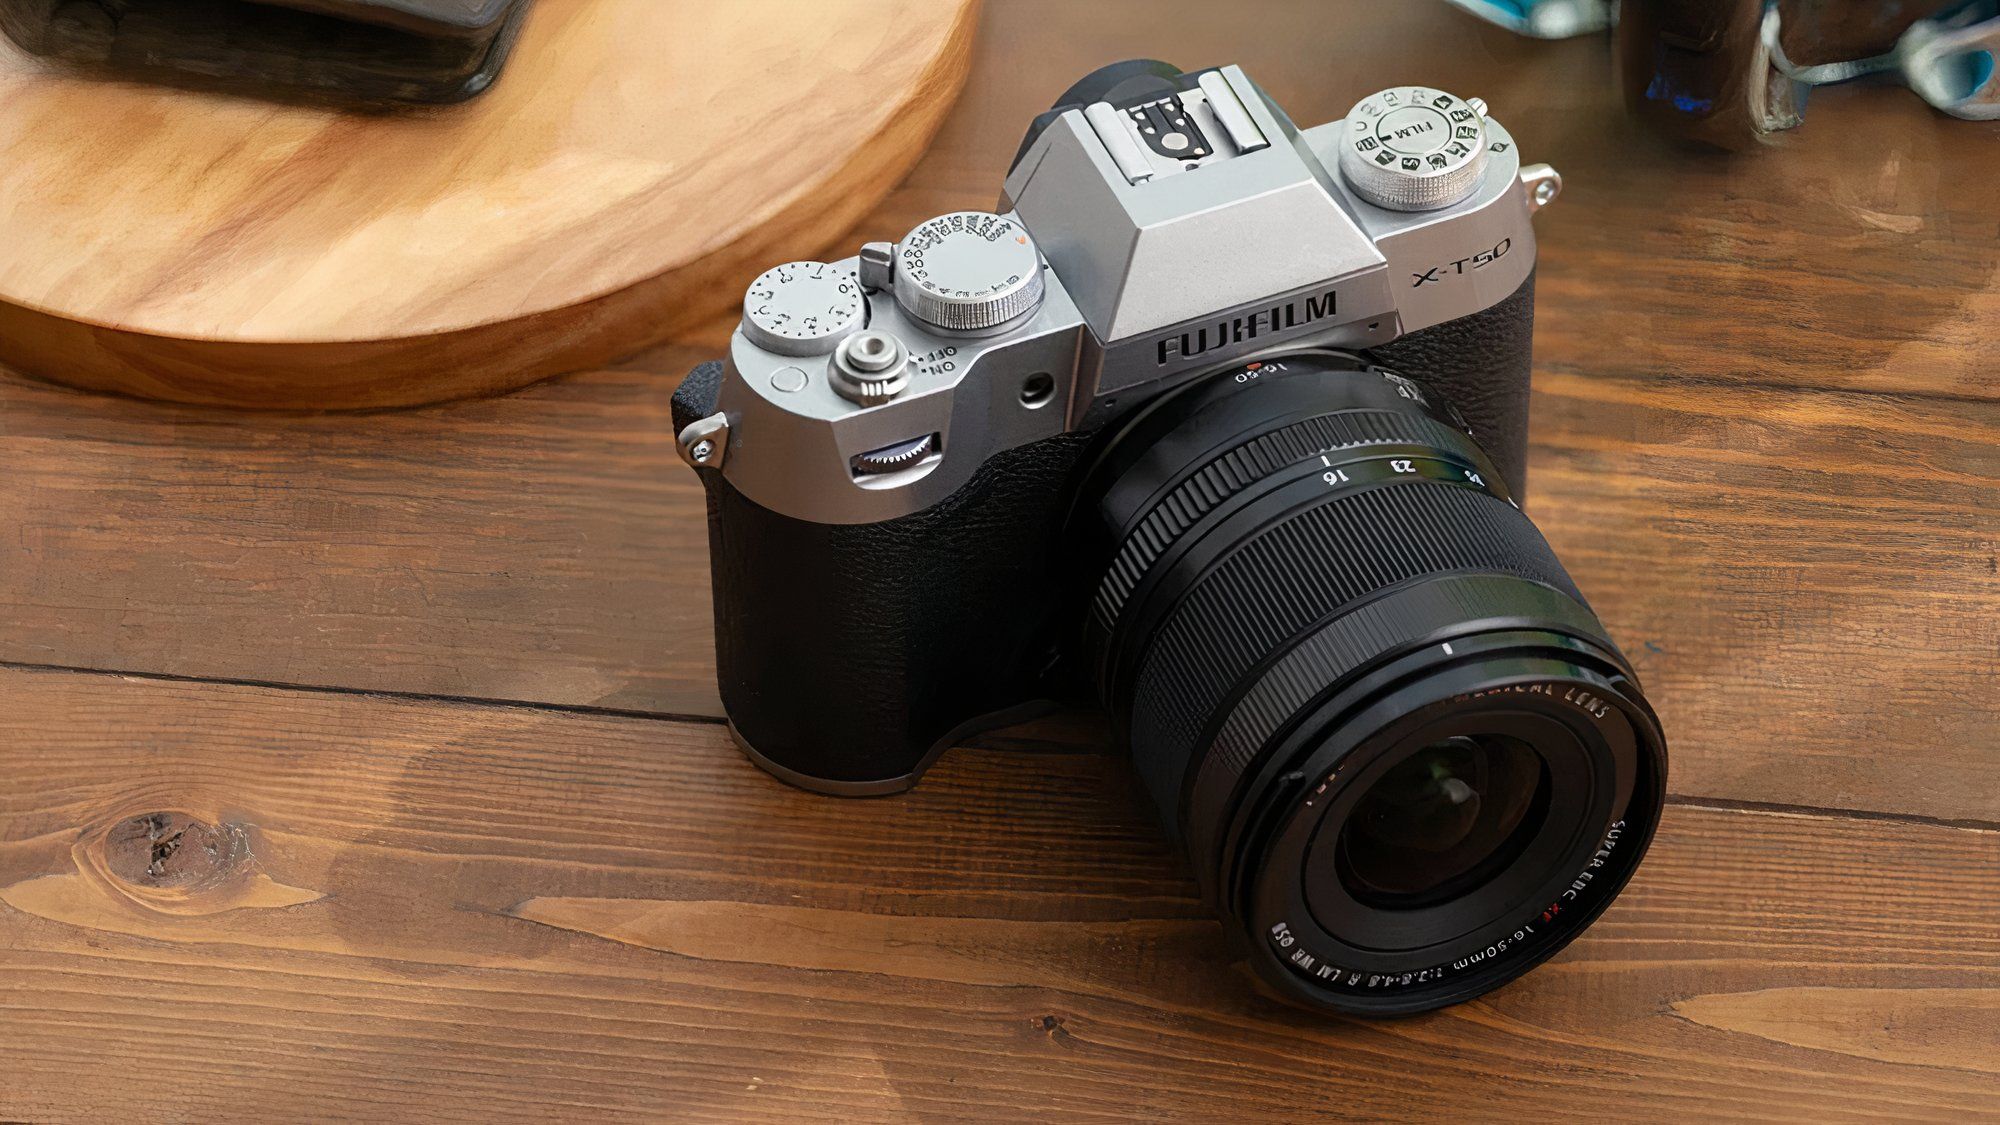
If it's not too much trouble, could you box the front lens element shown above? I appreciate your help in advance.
[1337,734,1547,910]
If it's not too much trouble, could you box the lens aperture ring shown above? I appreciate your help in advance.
[1092,409,1473,633]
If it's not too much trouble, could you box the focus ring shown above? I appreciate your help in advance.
[1123,480,1585,820]
[1093,409,1472,630]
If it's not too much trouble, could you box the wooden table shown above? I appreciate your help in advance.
[0,0,980,409]
[2,2,1995,1119]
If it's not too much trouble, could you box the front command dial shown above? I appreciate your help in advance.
[892,211,1045,332]
[1335,86,1490,212]
[740,261,866,356]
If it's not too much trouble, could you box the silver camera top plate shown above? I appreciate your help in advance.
[699,65,1553,525]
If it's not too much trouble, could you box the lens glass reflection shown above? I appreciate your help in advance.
[1337,734,1548,910]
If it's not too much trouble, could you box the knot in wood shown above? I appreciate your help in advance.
[101,812,245,892]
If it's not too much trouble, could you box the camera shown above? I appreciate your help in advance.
[672,60,1668,1016]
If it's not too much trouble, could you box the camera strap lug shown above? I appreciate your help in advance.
[1519,164,1563,214]
[677,412,731,470]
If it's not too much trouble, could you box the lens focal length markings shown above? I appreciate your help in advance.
[1311,452,1501,498]
[1091,390,1480,633]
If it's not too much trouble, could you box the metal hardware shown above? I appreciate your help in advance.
[890,212,1046,331]
[1085,100,1157,183]
[859,241,895,292]
[1519,163,1562,213]
[677,412,730,469]
[828,330,913,406]
[1197,70,1271,153]
[851,433,940,476]
[740,262,866,356]
[1336,86,1492,212]
[708,64,1546,524]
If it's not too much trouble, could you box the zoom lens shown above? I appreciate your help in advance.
[1074,352,1666,1015]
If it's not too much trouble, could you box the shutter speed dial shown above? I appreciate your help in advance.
[883,211,1045,332]
[740,261,866,356]
[1336,86,1491,212]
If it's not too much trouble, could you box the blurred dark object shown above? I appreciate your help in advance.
[1619,0,1998,147]
[0,0,531,105]
[1617,0,1779,148]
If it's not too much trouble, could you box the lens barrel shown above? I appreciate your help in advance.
[1075,352,1666,1015]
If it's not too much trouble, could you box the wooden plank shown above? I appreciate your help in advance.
[2,4,1992,1118]
[3,346,1994,822]
[1530,370,2000,826]
[0,353,719,716]
[0,667,1994,1120]
[0,0,1994,815]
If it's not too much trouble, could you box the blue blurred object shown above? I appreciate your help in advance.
[1441,0,1617,37]
[1641,71,1715,115]
[1451,0,2000,133]
[1775,0,2000,119]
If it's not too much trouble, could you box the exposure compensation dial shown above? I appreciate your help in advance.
[1335,86,1491,212]
[739,261,867,356]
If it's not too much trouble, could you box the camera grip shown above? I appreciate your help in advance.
[675,362,1092,793]
[1367,270,1536,495]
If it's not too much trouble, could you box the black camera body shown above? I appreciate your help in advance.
[676,62,1665,1015]
[671,280,1536,792]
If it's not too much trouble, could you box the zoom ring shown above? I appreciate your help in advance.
[1093,409,1473,630]
[1124,479,1587,820]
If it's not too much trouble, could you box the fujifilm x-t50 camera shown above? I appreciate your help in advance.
[673,61,1668,1016]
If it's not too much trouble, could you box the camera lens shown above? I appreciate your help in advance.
[1334,734,1547,909]
[1074,352,1667,1015]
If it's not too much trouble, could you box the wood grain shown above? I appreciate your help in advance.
[0,351,717,714]
[1673,987,2000,1075]
[0,0,1996,1117]
[1528,370,2000,826]
[0,342,1993,823]
[0,667,1995,1121]
[0,0,978,407]
[0,0,1989,824]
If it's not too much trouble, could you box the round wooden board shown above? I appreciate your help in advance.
[0,0,978,409]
